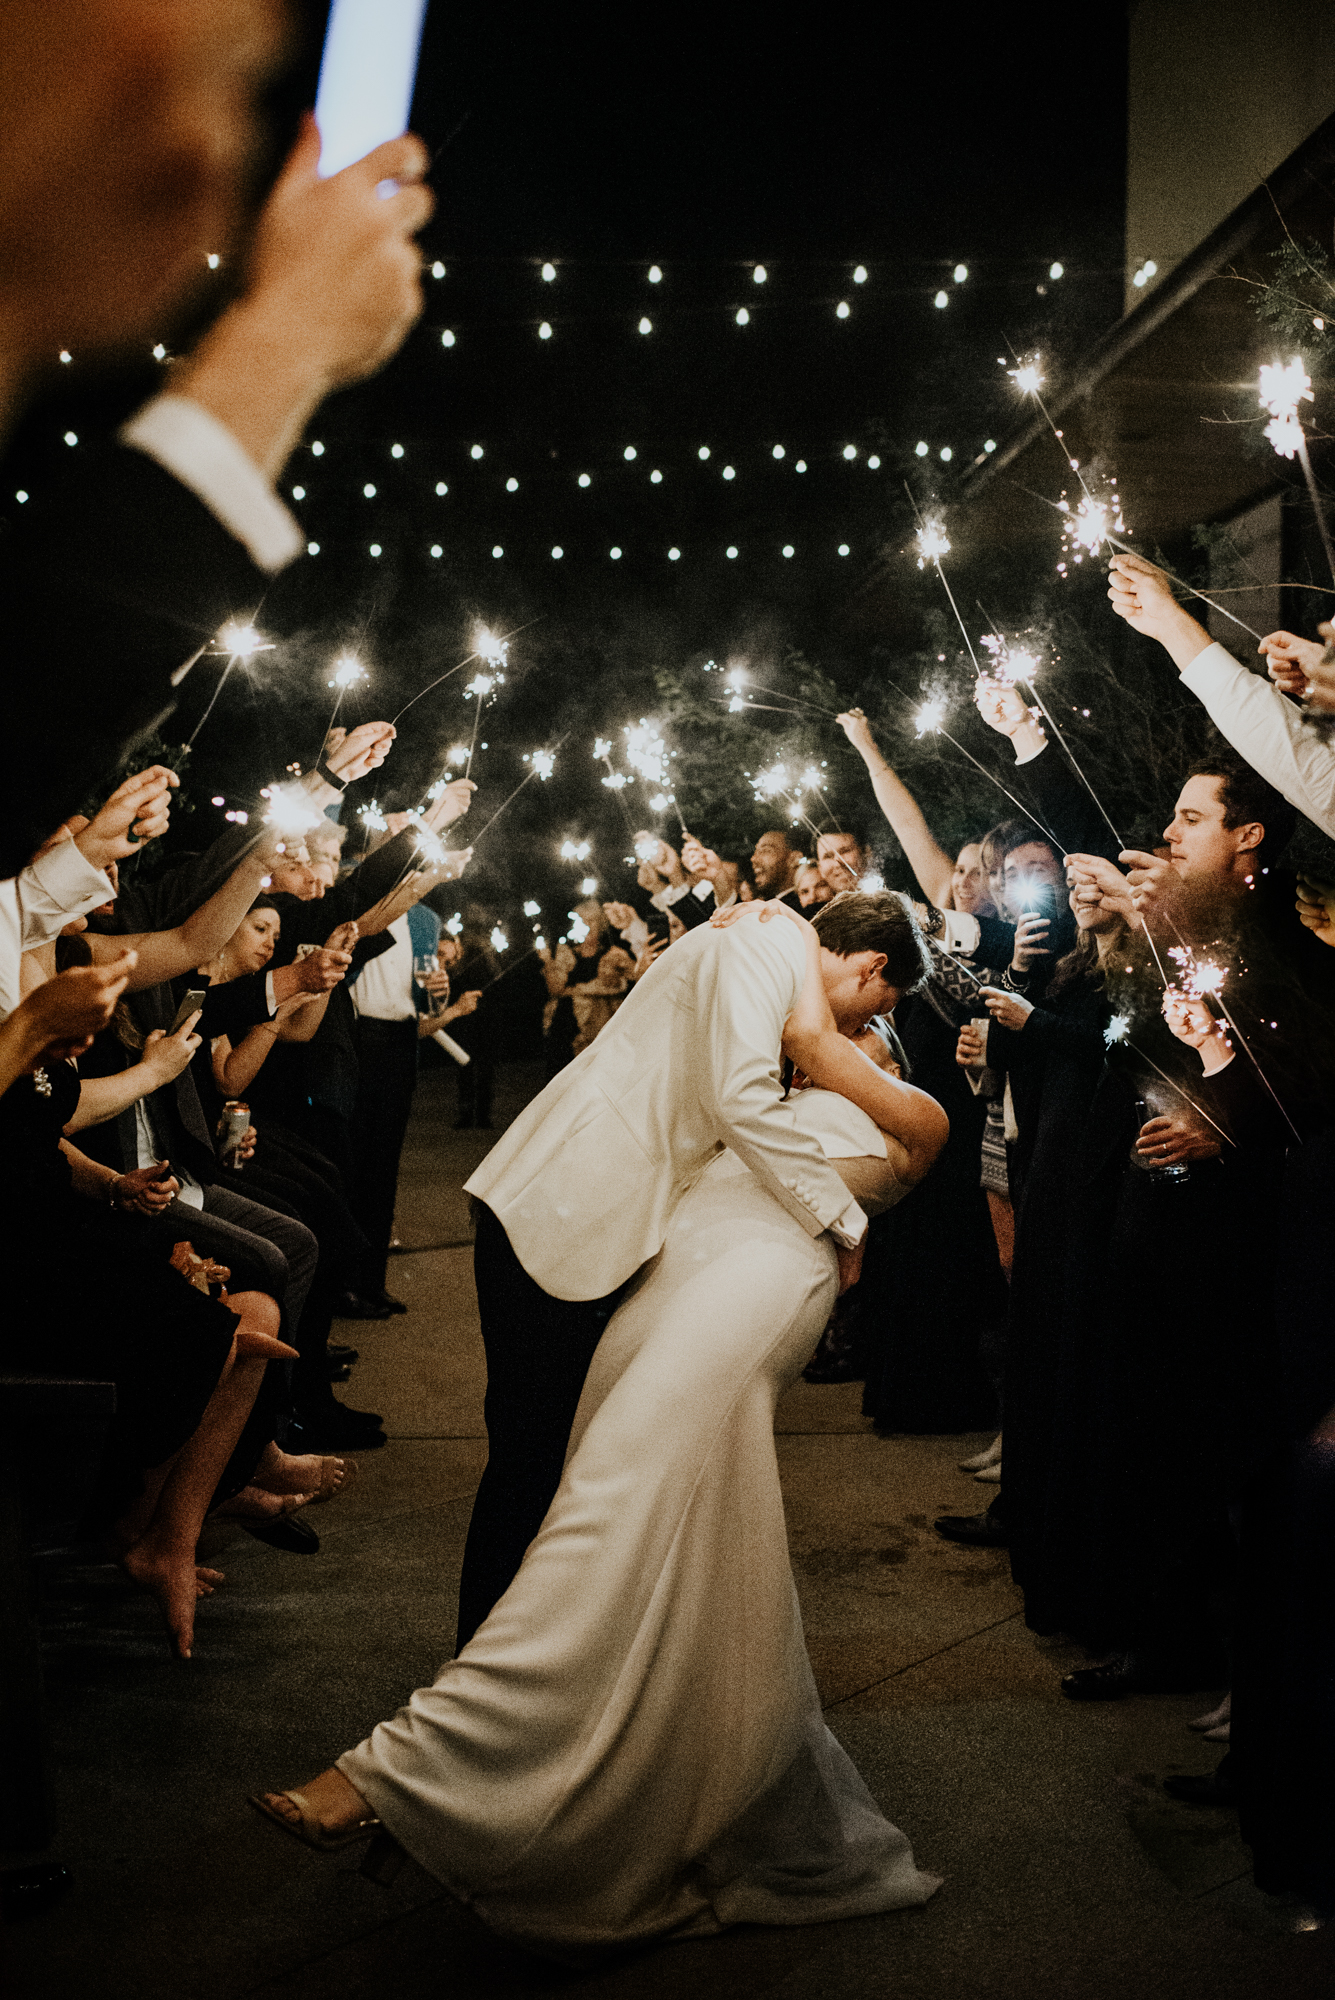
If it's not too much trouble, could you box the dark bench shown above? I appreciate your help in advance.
[0,1375,115,1851]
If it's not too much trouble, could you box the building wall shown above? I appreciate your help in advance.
[1125,0,1335,311]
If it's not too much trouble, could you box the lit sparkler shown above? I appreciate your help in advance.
[561,839,592,861]
[523,899,541,916]
[327,654,369,691]
[357,799,388,834]
[914,696,948,736]
[490,925,509,953]
[259,785,322,842]
[1259,358,1335,586]
[183,620,274,751]
[524,749,555,780]
[568,911,590,943]
[1104,1013,1131,1047]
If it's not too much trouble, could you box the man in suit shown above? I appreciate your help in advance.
[456,890,949,1648]
[1,106,433,874]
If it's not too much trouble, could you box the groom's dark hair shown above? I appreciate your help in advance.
[811,890,932,993]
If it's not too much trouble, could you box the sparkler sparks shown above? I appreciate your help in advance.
[523,900,541,916]
[568,911,591,943]
[524,749,556,780]
[490,926,509,953]
[1168,946,1228,1000]
[914,695,948,736]
[259,786,322,839]
[560,839,592,861]
[914,520,951,567]
[1009,360,1044,397]
[1259,358,1313,458]
[465,672,497,700]
[623,720,670,787]
[980,633,1042,686]
[1104,1013,1131,1047]
[475,626,510,669]
[327,654,369,690]
[357,800,388,834]
[445,913,463,936]
[217,622,269,659]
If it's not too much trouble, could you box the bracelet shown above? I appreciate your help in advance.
[316,758,349,792]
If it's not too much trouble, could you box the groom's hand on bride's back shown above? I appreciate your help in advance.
[835,1237,865,1296]
[709,898,810,934]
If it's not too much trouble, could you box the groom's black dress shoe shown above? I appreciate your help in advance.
[1060,1654,1214,1701]
[1163,1756,1236,1807]
[934,1508,1008,1548]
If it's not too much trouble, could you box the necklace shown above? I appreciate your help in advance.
[32,1067,52,1097]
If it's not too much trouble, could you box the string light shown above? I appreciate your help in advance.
[639,317,652,334]
[441,330,456,347]
[471,444,484,459]
[541,262,557,281]
[648,265,662,283]
[934,291,948,308]
[578,473,591,486]
[735,308,750,325]
[539,321,553,340]
[836,301,850,318]
[953,264,968,283]
[753,265,767,284]
[853,265,867,283]
[311,442,325,456]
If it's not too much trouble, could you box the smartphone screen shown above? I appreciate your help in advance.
[315,0,429,179]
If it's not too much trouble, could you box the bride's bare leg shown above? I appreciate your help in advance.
[121,1291,278,1658]
[258,1767,374,1836]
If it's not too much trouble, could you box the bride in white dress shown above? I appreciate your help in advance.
[252,1067,941,1962]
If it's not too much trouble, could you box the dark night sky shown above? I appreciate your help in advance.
[6,3,1132,913]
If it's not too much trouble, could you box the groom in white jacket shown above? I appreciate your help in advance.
[457,890,945,1647]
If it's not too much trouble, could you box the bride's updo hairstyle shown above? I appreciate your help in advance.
[810,890,932,995]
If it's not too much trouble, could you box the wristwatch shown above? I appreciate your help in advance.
[316,758,349,792]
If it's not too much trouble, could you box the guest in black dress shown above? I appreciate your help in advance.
[2,1055,293,1657]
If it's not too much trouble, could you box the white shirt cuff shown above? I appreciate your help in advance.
[1015,737,1046,765]
[828,1196,868,1250]
[265,970,277,1017]
[19,840,113,948]
[936,909,981,956]
[691,878,715,902]
[120,395,304,575]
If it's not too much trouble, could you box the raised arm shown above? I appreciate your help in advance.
[87,830,283,988]
[837,710,955,906]
[1108,552,1335,841]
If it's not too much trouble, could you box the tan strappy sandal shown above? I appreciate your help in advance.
[248,1789,379,1851]
[312,1457,358,1504]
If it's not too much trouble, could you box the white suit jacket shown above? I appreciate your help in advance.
[465,913,868,1301]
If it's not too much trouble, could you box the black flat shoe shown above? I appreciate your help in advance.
[1164,1756,1236,1807]
[333,1291,393,1321]
[365,1289,408,1316]
[327,1343,359,1365]
[240,1514,320,1554]
[934,1509,1008,1547]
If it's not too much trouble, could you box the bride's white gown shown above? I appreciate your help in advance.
[338,1090,940,1960]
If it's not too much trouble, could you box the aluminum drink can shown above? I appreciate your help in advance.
[217,1099,251,1170]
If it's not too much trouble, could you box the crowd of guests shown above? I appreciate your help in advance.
[2,0,1333,1933]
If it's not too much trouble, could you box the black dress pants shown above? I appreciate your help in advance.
[350,1017,419,1293]
[455,1203,625,1652]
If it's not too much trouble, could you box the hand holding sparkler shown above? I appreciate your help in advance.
[1296,875,1335,948]
[318,721,397,795]
[1064,852,1138,927]
[680,837,721,882]
[1258,630,1323,699]
[1303,621,1335,716]
[70,765,179,868]
[634,832,687,888]
[1118,847,1182,923]
[1162,988,1232,1072]
[972,677,1041,746]
[980,986,1034,1032]
[1106,555,1213,671]
[423,777,476,830]
[836,709,878,759]
[1134,1110,1222,1167]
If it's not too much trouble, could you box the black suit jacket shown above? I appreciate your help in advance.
[2,442,269,875]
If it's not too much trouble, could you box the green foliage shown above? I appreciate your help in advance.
[1253,237,1335,359]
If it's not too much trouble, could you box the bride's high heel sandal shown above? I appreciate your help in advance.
[248,1789,381,1853]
